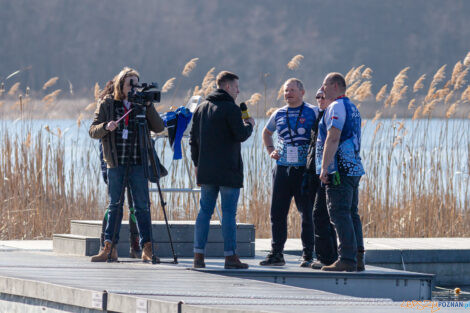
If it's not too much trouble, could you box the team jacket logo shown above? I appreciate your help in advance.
[299,117,306,124]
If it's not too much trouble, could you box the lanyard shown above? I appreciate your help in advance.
[123,103,131,126]
[286,103,304,146]
[335,95,346,101]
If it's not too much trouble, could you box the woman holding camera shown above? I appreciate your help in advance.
[89,67,164,262]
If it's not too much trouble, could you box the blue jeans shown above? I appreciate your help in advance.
[194,185,240,256]
[325,175,364,263]
[105,165,151,247]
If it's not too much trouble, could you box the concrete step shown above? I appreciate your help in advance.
[53,234,101,257]
[70,220,255,243]
[53,234,255,257]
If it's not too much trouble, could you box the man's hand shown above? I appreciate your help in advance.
[270,150,280,160]
[320,168,329,184]
[244,117,255,127]
[194,166,201,187]
[106,121,118,131]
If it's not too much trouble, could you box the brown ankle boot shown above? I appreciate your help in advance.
[224,254,249,269]
[357,251,365,272]
[91,241,118,262]
[142,242,159,263]
[321,259,356,272]
[193,253,205,268]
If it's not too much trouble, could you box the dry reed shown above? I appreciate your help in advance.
[42,77,59,90]
[1,57,470,241]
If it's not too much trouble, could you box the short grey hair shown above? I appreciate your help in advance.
[284,78,304,91]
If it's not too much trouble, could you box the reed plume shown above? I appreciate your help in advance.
[202,67,216,89]
[42,89,61,105]
[277,84,284,100]
[362,67,373,79]
[385,67,409,107]
[430,65,447,90]
[161,77,176,93]
[204,84,216,98]
[346,81,361,98]
[375,84,387,102]
[345,67,355,85]
[445,90,455,105]
[446,101,459,118]
[407,99,416,110]
[412,105,422,120]
[182,58,199,77]
[450,61,463,86]
[372,110,382,122]
[349,65,365,84]
[192,86,203,97]
[422,99,438,116]
[464,51,470,67]
[201,67,216,97]
[287,54,304,70]
[454,68,468,90]
[8,82,20,96]
[413,74,426,92]
[266,107,277,117]
[461,85,470,102]
[247,93,262,106]
[85,102,96,111]
[354,81,372,101]
[42,77,59,90]
[76,113,84,128]
[94,83,100,100]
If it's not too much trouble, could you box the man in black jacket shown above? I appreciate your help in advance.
[189,71,255,269]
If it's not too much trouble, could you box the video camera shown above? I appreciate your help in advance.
[128,79,161,105]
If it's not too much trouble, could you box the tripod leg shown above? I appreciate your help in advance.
[143,123,177,264]
[155,177,178,264]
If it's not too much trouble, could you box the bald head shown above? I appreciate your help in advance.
[322,72,347,100]
[325,72,346,93]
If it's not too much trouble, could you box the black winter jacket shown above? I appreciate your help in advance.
[189,89,253,188]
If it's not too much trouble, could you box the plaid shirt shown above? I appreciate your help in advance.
[114,102,142,166]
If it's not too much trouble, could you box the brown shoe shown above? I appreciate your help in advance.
[321,259,356,272]
[91,241,118,262]
[357,251,365,272]
[142,242,159,263]
[193,253,205,268]
[129,246,142,259]
[224,254,249,269]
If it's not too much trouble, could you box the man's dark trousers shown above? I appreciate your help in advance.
[270,165,313,258]
[311,184,338,265]
[325,175,364,263]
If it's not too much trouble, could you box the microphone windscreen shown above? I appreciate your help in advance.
[240,102,247,111]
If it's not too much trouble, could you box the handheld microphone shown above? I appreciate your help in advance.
[240,102,250,120]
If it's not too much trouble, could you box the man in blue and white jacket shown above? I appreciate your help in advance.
[317,72,365,272]
[261,78,319,267]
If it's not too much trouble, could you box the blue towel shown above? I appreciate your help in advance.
[161,107,192,160]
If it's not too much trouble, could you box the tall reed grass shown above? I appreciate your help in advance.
[1,54,469,240]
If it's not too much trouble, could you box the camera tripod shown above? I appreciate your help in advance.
[107,103,178,264]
